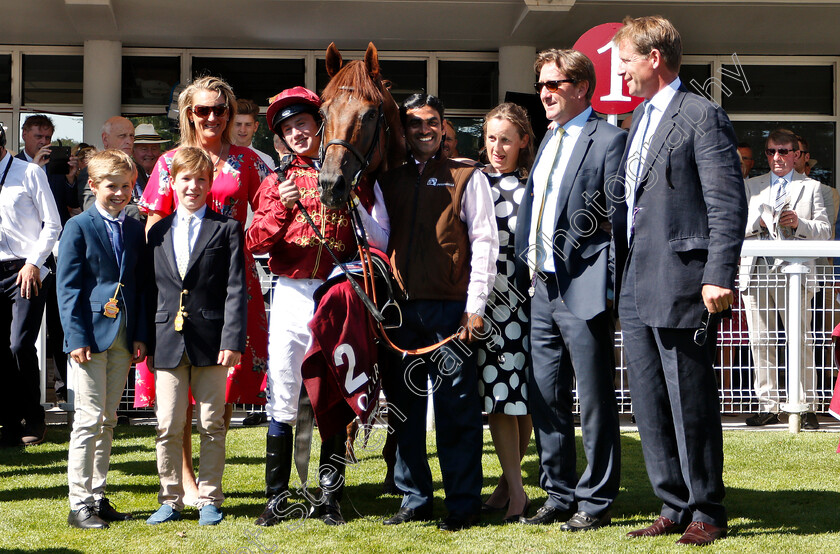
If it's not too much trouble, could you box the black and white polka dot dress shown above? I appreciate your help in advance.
[477,170,530,415]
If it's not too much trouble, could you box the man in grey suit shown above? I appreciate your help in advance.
[611,16,747,546]
[514,49,625,531]
[740,128,830,429]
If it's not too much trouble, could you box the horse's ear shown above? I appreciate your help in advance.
[326,42,343,78]
[364,42,380,78]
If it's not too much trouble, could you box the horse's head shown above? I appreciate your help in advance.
[319,42,403,209]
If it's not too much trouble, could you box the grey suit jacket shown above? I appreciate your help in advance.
[610,85,748,328]
[738,170,830,290]
[514,112,627,321]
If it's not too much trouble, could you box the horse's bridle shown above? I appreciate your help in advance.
[318,99,385,190]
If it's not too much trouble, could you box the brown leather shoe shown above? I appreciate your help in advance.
[675,521,727,546]
[627,516,687,537]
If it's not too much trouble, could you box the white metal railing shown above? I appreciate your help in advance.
[48,246,840,433]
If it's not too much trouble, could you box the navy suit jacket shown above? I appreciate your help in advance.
[610,85,748,328]
[147,208,247,369]
[514,112,627,321]
[56,206,148,353]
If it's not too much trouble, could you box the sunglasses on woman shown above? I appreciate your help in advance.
[191,104,228,118]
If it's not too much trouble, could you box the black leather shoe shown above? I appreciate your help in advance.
[21,422,46,446]
[96,498,132,521]
[503,496,530,524]
[519,505,575,525]
[383,505,433,525]
[560,510,610,531]
[802,412,820,430]
[68,506,109,529]
[745,412,779,426]
[438,511,479,531]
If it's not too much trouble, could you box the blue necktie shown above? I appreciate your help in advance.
[105,218,123,268]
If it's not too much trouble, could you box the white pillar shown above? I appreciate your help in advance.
[498,45,538,104]
[83,40,122,147]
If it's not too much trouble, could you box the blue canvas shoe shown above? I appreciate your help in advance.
[199,504,224,526]
[146,505,181,525]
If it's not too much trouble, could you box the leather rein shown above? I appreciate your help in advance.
[299,93,458,356]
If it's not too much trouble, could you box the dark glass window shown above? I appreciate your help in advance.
[0,55,11,104]
[723,65,833,115]
[123,56,180,105]
[438,61,498,111]
[316,59,426,105]
[679,64,713,97]
[733,121,835,187]
[22,55,83,104]
[192,58,305,106]
[446,116,484,161]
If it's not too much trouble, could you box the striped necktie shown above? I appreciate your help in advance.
[774,177,788,213]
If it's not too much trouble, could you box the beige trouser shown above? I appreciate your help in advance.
[743,259,815,413]
[67,321,133,510]
[154,354,227,510]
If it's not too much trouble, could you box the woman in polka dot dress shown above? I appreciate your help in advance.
[476,103,536,523]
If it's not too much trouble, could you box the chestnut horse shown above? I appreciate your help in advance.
[318,42,405,209]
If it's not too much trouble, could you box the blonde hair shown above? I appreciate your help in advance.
[482,103,536,176]
[613,15,682,73]
[87,149,136,186]
[170,146,214,183]
[178,76,238,147]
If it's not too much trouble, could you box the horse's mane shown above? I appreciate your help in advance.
[321,60,385,104]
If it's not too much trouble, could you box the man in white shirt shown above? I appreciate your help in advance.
[740,128,830,429]
[378,93,498,531]
[514,48,625,532]
[0,124,62,447]
[233,99,276,169]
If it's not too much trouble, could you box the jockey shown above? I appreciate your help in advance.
[246,86,389,526]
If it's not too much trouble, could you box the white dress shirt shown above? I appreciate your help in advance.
[625,77,681,243]
[0,151,62,278]
[530,106,591,273]
[171,204,207,262]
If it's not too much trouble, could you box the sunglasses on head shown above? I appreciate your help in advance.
[191,104,228,118]
[765,148,796,156]
[534,79,576,93]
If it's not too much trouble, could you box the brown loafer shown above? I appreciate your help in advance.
[627,516,687,537]
[676,521,727,546]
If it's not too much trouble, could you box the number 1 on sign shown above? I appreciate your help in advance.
[597,40,632,102]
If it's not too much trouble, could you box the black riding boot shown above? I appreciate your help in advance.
[317,430,348,525]
[255,433,293,526]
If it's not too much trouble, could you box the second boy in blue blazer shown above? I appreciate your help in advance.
[58,149,148,529]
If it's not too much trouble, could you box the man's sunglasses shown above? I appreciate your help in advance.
[765,148,797,157]
[190,104,228,118]
[534,79,577,93]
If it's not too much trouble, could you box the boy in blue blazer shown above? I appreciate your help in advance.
[145,146,247,527]
[57,149,148,529]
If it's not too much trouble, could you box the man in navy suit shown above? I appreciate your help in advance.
[514,49,625,531]
[146,146,246,527]
[57,149,148,529]
[611,16,747,546]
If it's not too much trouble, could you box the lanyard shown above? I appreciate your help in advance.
[0,155,13,190]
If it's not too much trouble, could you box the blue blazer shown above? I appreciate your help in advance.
[57,206,148,353]
[609,85,748,328]
[514,113,627,321]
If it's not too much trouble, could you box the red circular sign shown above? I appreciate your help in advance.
[573,22,644,115]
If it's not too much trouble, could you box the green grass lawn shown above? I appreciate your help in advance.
[1,424,839,553]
